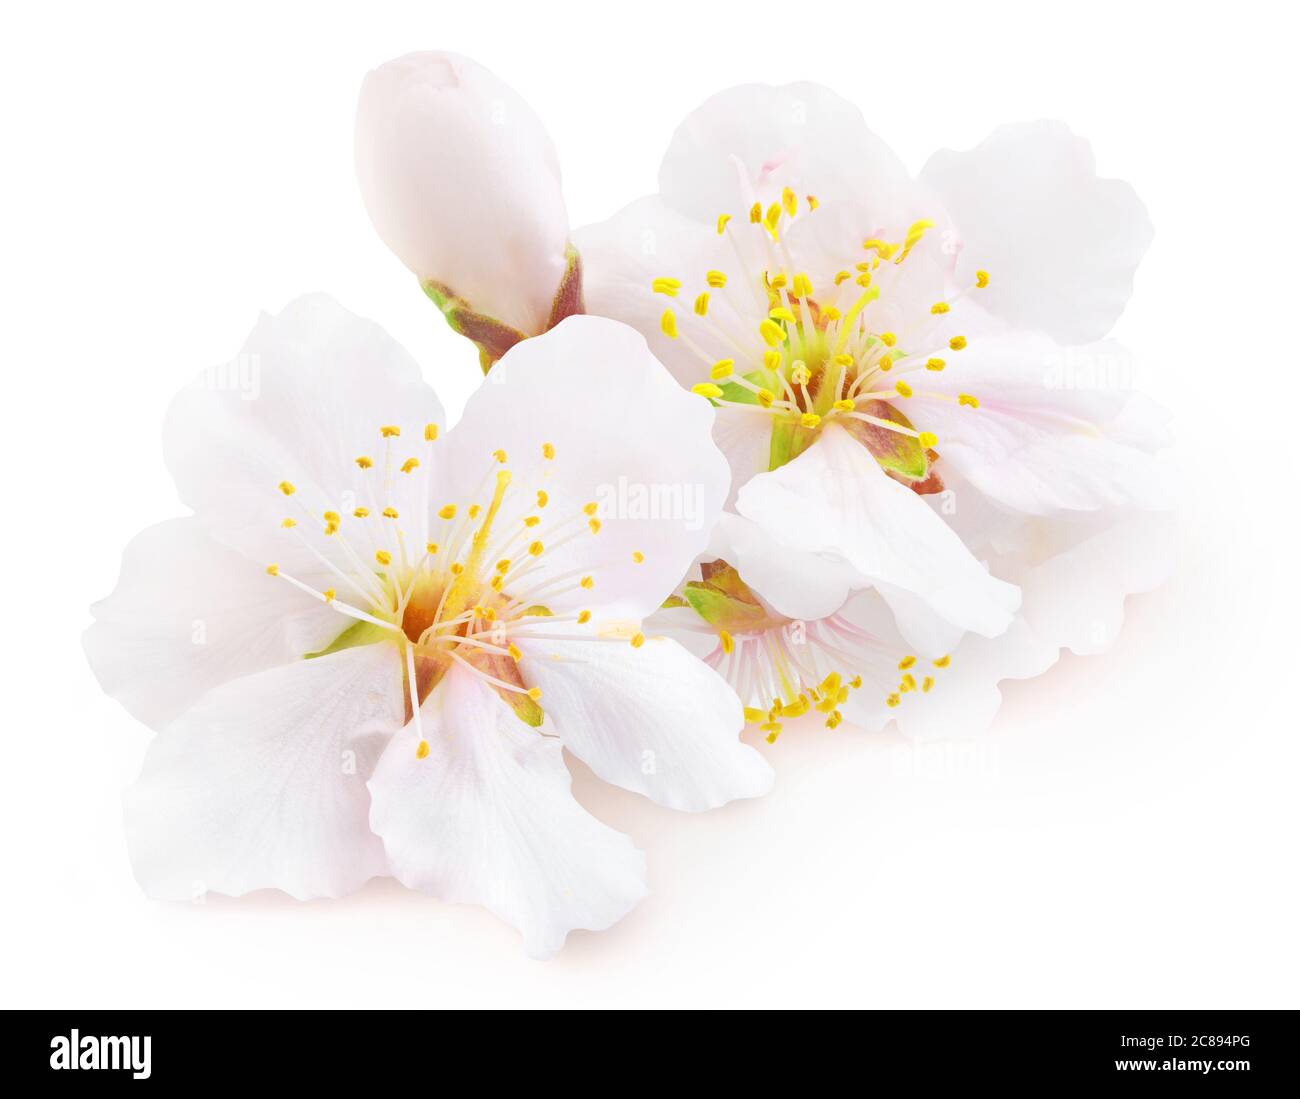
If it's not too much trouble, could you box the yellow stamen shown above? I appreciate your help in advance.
[278,481,296,496]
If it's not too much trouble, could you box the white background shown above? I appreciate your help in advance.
[3,0,1296,1008]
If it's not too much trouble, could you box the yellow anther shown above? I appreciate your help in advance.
[492,448,508,464]
[438,504,456,520]
[922,676,935,693]
[266,563,279,576]
[468,504,481,519]
[694,292,709,316]
[897,219,935,261]
[880,332,897,347]
[886,693,901,708]
[508,644,523,661]
[324,521,339,536]
[975,269,990,288]
[630,632,646,649]
[748,202,762,223]
[931,301,950,315]
[415,740,430,760]
[706,269,727,288]
[652,277,682,297]
[281,517,296,529]
[355,456,373,469]
[834,270,852,285]
[523,515,540,527]
[374,550,391,566]
[744,706,768,724]
[472,605,487,620]
[949,335,967,351]
[833,399,855,412]
[806,194,819,210]
[353,507,369,518]
[450,562,464,575]
[769,306,797,324]
[821,306,841,321]
[849,675,862,689]
[582,501,599,516]
[832,353,854,368]
[588,518,601,534]
[763,725,782,744]
[781,698,810,719]
[933,654,951,668]
[918,431,938,449]
[692,382,724,399]
[380,425,401,437]
[792,273,813,298]
[278,481,296,496]
[323,588,336,603]
[790,360,810,385]
[528,540,544,557]
[764,201,782,233]
[577,610,592,625]
[825,710,843,730]
[782,187,797,216]
[710,359,735,381]
[877,356,892,372]
[821,672,842,695]
[719,630,734,655]
[542,442,555,460]
[495,559,511,574]
[763,350,782,371]
[894,380,913,398]
[660,309,678,339]
[856,271,873,288]
[426,542,438,554]
[958,394,980,408]
[580,575,594,589]
[898,655,917,671]
[900,673,917,692]
[863,238,894,258]
[799,412,821,429]
[526,686,542,701]
[536,490,548,508]
[631,550,645,564]
[756,388,775,408]
[759,319,786,347]
[424,423,439,441]
[926,358,946,371]
[716,214,732,235]
[323,510,340,523]
[382,507,399,519]
[400,457,419,474]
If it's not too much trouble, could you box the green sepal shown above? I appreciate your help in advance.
[840,399,929,481]
[305,620,392,660]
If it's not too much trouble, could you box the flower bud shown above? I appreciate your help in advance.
[355,52,579,353]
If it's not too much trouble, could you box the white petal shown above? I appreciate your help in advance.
[712,406,774,509]
[1020,512,1176,655]
[517,635,772,811]
[658,82,917,227]
[83,518,343,730]
[708,512,858,622]
[920,121,1153,343]
[436,315,728,620]
[913,329,1172,516]
[736,424,1020,639]
[163,294,444,561]
[355,52,570,335]
[125,643,404,901]
[368,666,647,959]
[573,195,736,390]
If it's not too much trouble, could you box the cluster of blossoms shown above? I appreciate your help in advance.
[85,52,1172,957]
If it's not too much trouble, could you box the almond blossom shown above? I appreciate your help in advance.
[84,296,770,957]
[575,82,1173,666]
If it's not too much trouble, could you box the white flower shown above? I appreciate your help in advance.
[355,52,579,357]
[84,296,771,958]
[652,514,1058,743]
[574,83,1170,654]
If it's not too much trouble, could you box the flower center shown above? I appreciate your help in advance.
[653,190,989,480]
[264,427,644,757]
